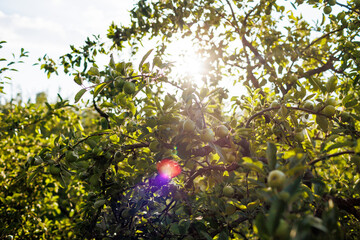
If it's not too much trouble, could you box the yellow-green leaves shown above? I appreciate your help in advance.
[93,82,108,98]
[316,115,329,132]
[88,66,100,76]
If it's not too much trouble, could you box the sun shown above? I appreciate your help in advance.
[166,39,207,87]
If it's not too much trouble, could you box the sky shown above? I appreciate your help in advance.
[0,0,135,103]
[0,0,345,104]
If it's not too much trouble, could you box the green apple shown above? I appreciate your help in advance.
[49,165,61,175]
[216,125,229,138]
[268,170,286,190]
[303,101,314,110]
[223,185,235,198]
[123,81,135,95]
[341,112,351,122]
[114,77,125,89]
[114,151,124,161]
[200,128,215,142]
[225,203,237,215]
[149,141,160,152]
[294,130,305,142]
[226,153,236,163]
[183,119,196,132]
[270,101,280,108]
[322,105,336,117]
[325,98,337,106]
[323,6,332,14]
[328,0,336,5]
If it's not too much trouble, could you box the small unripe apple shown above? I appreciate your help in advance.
[49,165,61,175]
[225,203,237,215]
[325,98,337,106]
[114,151,123,161]
[200,128,215,142]
[183,119,196,132]
[322,105,336,117]
[294,130,305,142]
[149,141,160,152]
[223,185,235,198]
[216,125,229,138]
[323,6,332,14]
[341,112,351,122]
[303,101,314,110]
[114,77,125,89]
[270,101,280,108]
[123,81,135,95]
[268,170,286,190]
[226,153,236,163]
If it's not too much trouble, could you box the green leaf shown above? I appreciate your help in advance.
[199,230,213,240]
[74,74,83,85]
[266,142,277,170]
[139,49,153,71]
[88,66,100,76]
[93,82,108,98]
[255,214,269,238]
[74,88,87,103]
[94,199,106,208]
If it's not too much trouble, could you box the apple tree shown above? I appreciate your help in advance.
[2,0,360,239]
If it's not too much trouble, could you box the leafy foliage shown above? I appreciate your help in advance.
[2,0,360,239]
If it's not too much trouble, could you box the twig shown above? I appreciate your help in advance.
[308,150,355,165]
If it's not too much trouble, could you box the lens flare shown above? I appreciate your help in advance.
[156,159,181,179]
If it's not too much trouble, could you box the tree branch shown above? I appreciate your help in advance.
[308,151,355,165]
[300,56,335,79]
[245,106,328,128]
